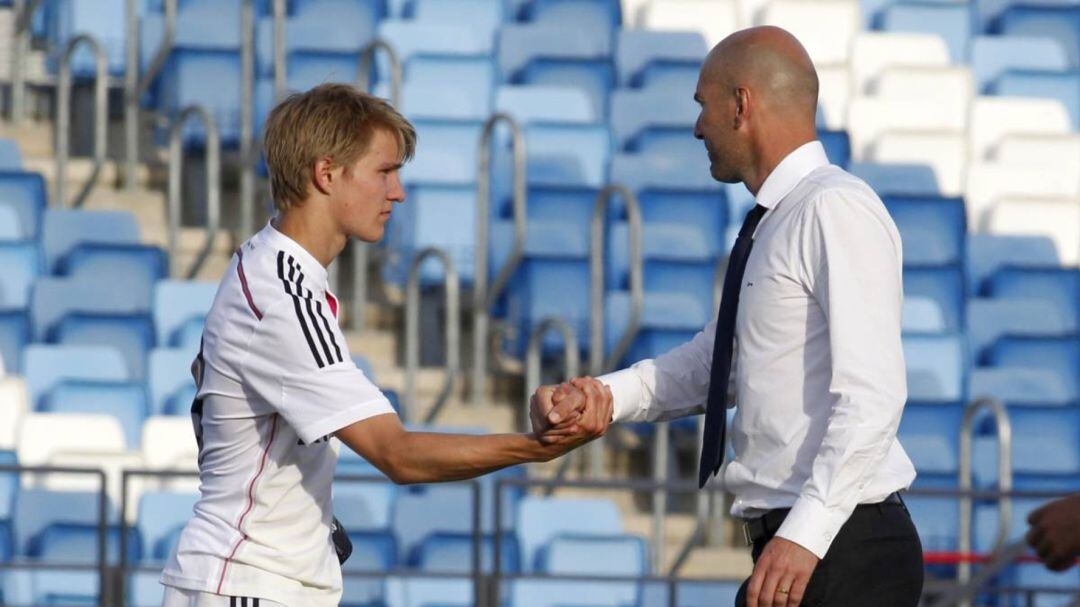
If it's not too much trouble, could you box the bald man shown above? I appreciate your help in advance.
[533,27,924,606]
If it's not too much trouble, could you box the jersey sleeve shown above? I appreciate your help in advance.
[243,298,396,444]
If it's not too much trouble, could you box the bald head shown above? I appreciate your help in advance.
[701,26,819,125]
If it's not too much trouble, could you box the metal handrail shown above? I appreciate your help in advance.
[167,105,221,279]
[272,0,286,101]
[238,0,256,239]
[651,420,670,574]
[404,247,461,424]
[958,396,1013,598]
[524,318,580,495]
[589,184,644,375]
[358,40,403,107]
[125,0,177,191]
[472,113,527,406]
[9,0,46,123]
[55,34,108,209]
[0,465,109,607]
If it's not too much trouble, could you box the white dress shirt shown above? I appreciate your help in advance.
[600,141,917,559]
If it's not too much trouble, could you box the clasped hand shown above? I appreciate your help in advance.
[529,377,613,450]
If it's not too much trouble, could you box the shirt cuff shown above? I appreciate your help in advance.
[597,368,643,423]
[774,496,851,559]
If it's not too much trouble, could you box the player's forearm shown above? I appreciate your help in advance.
[384,431,557,484]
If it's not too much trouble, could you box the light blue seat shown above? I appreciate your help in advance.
[970,35,1071,92]
[849,162,941,197]
[378,19,495,97]
[0,139,23,169]
[0,242,42,310]
[53,313,155,381]
[403,119,485,186]
[615,29,707,88]
[13,488,112,558]
[39,381,148,449]
[29,522,139,564]
[516,497,622,572]
[136,491,198,563]
[384,184,476,287]
[0,171,47,240]
[127,570,167,607]
[638,580,743,607]
[30,277,147,341]
[0,450,15,561]
[152,280,216,348]
[41,209,141,273]
[966,298,1075,361]
[609,88,697,152]
[966,234,1059,295]
[903,334,967,403]
[818,129,851,169]
[147,347,197,416]
[0,205,22,241]
[969,367,1075,406]
[334,478,396,532]
[899,402,965,477]
[539,533,647,575]
[979,406,1080,483]
[384,575,473,607]
[0,311,30,375]
[881,2,973,62]
[999,5,1080,67]
[408,0,506,41]
[904,266,966,332]
[60,244,168,311]
[987,336,1080,400]
[522,0,621,36]
[497,23,615,117]
[509,577,640,607]
[994,70,1080,128]
[411,531,520,573]
[903,474,960,554]
[884,196,966,266]
[22,344,129,408]
[903,296,948,334]
[45,0,128,78]
[988,267,1080,327]
[339,531,394,607]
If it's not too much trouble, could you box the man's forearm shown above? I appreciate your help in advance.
[386,431,556,484]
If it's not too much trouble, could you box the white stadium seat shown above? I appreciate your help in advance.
[0,377,28,450]
[817,65,852,130]
[964,163,1080,230]
[847,96,966,160]
[995,134,1080,184]
[16,413,127,489]
[850,33,951,95]
[640,0,740,46]
[141,415,200,492]
[761,0,861,65]
[870,132,967,197]
[873,66,974,125]
[987,198,1080,265]
[969,96,1073,162]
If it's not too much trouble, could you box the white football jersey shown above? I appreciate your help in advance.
[161,223,395,605]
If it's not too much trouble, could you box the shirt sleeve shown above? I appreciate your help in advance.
[774,188,908,559]
[243,298,396,444]
[598,318,716,424]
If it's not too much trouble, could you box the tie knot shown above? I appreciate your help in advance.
[739,204,768,239]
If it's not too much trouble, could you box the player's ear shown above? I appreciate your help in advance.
[312,155,336,196]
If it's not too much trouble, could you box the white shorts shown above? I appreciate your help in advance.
[161,586,288,607]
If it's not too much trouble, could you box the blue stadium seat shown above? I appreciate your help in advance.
[610,88,697,152]
[639,580,744,606]
[967,298,1075,362]
[966,234,1060,295]
[497,24,615,117]
[30,276,147,341]
[378,20,495,108]
[0,450,15,562]
[969,368,1075,407]
[408,0,506,41]
[60,244,168,312]
[128,570,167,607]
[615,29,706,89]
[384,184,476,287]
[509,577,641,607]
[903,474,960,554]
[818,129,851,169]
[41,209,141,274]
[22,344,129,408]
[904,266,966,331]
[899,402,966,476]
[903,296,948,334]
[383,575,473,607]
[522,0,621,36]
[994,70,1080,128]
[152,280,216,349]
[987,267,1080,327]
[344,529,397,571]
[0,139,23,169]
[884,196,966,266]
[410,531,520,573]
[881,2,973,63]
[987,336,1080,401]
[0,171,47,240]
[998,5,1080,68]
[0,243,41,311]
[38,380,148,449]
[904,334,968,403]
[13,488,113,558]
[970,34,1071,92]
[404,118,485,186]
[45,0,129,78]
[849,162,941,197]
[29,522,139,564]
[147,348,197,416]
[516,497,622,572]
[53,313,155,381]
[538,533,647,575]
[334,478,396,532]
[136,491,198,563]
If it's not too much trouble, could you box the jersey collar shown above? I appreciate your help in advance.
[262,220,330,289]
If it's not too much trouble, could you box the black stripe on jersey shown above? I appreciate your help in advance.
[229,598,235,607]
[277,250,325,368]
[314,300,344,363]
[290,257,335,364]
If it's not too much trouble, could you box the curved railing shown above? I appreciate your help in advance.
[472,113,527,406]
[524,318,580,431]
[238,0,257,239]
[405,248,461,424]
[589,184,644,376]
[55,34,108,208]
[167,106,221,279]
[9,0,47,123]
[124,0,177,191]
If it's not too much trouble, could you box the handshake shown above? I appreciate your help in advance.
[528,377,615,454]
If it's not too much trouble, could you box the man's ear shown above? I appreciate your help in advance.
[312,156,336,196]
[733,86,750,129]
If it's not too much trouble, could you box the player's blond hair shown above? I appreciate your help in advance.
[263,83,416,212]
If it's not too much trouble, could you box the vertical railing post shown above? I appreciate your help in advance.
[272,0,287,102]
[167,106,221,279]
[652,420,670,573]
[125,0,177,192]
[405,247,460,424]
[238,0,256,239]
[56,35,108,209]
[473,114,527,407]
[9,0,45,124]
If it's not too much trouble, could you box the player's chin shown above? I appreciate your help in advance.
[355,223,386,243]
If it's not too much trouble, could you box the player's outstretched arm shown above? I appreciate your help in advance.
[336,381,612,485]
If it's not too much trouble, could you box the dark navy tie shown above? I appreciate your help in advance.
[698,204,768,488]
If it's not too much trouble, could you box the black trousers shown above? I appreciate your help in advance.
[736,498,924,606]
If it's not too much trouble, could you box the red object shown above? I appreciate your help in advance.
[326,291,338,319]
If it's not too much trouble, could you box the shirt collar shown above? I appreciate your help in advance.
[754,141,830,210]
[260,219,329,289]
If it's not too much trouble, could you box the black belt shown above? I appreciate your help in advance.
[741,492,904,546]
